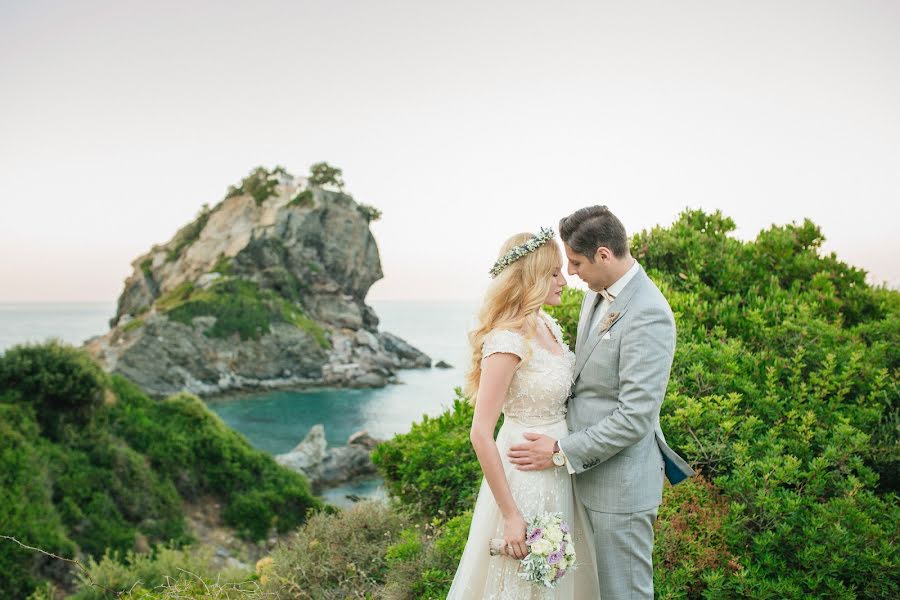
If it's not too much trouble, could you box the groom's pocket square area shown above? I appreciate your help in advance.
[601,332,611,340]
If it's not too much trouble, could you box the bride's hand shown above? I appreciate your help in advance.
[503,512,528,559]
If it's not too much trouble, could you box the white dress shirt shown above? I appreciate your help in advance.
[587,258,639,334]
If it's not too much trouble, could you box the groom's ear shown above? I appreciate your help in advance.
[594,246,611,263]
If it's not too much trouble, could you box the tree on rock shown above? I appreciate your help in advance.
[308,162,345,192]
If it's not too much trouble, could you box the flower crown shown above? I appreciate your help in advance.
[489,227,556,278]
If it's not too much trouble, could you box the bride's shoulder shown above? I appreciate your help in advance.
[481,328,528,359]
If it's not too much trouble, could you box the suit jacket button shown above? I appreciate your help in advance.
[582,464,588,469]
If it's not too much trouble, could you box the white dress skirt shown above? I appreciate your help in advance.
[447,315,602,599]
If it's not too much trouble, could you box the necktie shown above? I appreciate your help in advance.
[598,288,615,304]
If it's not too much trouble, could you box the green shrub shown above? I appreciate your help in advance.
[382,511,473,599]
[357,203,382,222]
[653,476,738,599]
[372,389,500,518]
[226,166,291,207]
[105,381,322,540]
[307,162,344,191]
[261,501,411,599]
[0,402,77,599]
[44,429,187,559]
[71,542,255,600]
[0,338,110,439]
[288,188,314,208]
[645,210,900,597]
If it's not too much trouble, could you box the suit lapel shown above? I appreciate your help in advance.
[575,291,599,355]
[573,264,648,381]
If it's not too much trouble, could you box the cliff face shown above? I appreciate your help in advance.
[84,171,430,398]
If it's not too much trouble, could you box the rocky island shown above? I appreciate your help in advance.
[84,164,431,399]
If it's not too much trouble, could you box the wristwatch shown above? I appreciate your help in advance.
[551,440,566,467]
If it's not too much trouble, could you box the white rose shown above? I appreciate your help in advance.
[545,527,564,544]
[531,539,553,556]
[564,543,576,556]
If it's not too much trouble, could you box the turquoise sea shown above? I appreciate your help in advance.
[0,300,478,506]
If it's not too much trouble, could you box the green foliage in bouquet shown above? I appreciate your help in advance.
[0,343,321,598]
[372,388,502,519]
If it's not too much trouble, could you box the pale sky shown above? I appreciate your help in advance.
[1,0,897,303]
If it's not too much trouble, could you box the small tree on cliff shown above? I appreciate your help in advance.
[307,162,345,192]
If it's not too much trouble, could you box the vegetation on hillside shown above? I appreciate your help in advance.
[154,277,329,348]
[0,341,322,598]
[226,166,292,207]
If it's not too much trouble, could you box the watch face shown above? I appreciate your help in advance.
[552,453,564,466]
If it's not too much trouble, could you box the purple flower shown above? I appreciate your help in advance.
[548,550,564,565]
[560,541,567,554]
[559,522,570,534]
[554,568,567,580]
[526,528,543,545]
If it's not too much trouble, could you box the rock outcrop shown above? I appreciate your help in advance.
[83,167,430,398]
[275,425,381,489]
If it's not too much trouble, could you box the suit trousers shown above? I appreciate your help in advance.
[585,505,659,600]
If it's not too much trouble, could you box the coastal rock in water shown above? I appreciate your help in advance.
[276,426,381,489]
[347,430,380,450]
[82,168,430,398]
[275,425,328,480]
[435,360,453,369]
[379,331,432,368]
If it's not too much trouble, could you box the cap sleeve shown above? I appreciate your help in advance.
[481,329,527,360]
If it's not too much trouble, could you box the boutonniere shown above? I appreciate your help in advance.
[597,311,622,335]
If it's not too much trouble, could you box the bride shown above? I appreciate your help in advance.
[447,228,600,599]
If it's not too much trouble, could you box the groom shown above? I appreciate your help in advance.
[508,205,695,599]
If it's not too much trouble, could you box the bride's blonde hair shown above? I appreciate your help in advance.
[465,232,563,400]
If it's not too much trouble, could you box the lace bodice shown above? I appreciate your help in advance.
[481,311,576,426]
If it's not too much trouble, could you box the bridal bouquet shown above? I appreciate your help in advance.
[489,511,576,588]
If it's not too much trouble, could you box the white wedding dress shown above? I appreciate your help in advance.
[447,311,601,599]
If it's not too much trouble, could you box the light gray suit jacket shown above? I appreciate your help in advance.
[562,262,695,513]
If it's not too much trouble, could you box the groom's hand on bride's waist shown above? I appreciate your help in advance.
[507,433,555,471]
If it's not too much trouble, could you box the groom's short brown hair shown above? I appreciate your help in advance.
[559,206,629,262]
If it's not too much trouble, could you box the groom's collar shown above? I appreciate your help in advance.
[606,260,644,311]
[606,258,640,299]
